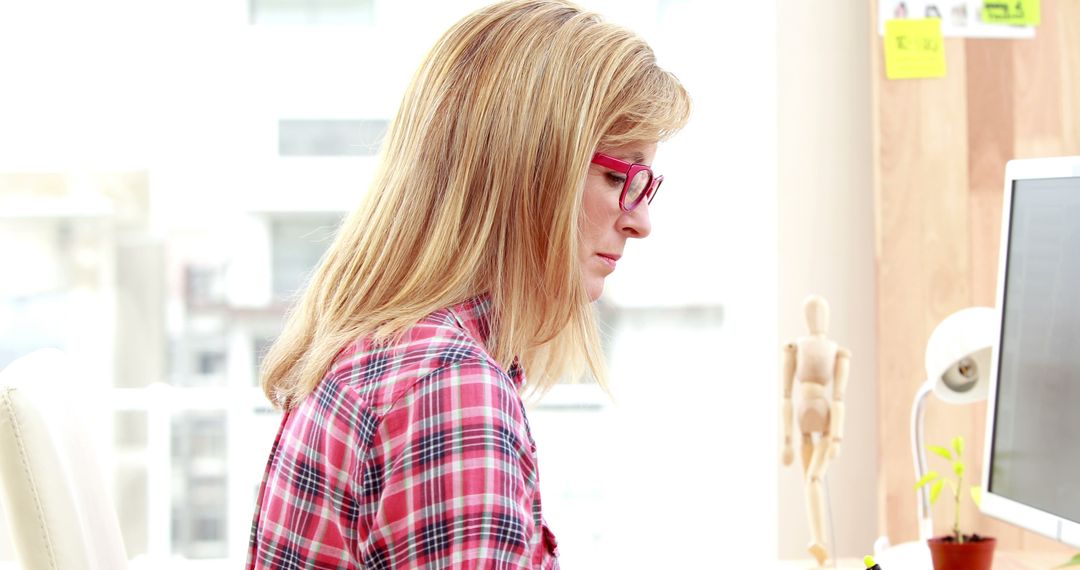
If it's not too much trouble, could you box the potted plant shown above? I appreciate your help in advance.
[914,435,996,570]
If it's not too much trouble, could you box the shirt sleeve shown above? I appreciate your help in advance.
[358,358,548,569]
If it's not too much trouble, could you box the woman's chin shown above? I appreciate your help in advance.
[585,281,604,303]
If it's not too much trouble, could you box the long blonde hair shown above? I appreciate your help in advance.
[261,0,691,410]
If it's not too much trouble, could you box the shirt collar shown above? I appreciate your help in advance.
[446,295,524,389]
[446,295,493,346]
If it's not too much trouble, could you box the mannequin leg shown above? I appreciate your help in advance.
[800,433,813,473]
[804,436,832,566]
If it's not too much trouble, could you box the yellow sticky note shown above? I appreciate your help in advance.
[982,0,1040,25]
[884,18,946,80]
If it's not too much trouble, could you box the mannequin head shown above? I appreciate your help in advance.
[803,294,829,336]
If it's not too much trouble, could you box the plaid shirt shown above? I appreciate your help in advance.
[247,297,559,569]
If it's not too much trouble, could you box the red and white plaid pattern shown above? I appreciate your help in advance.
[247,296,559,569]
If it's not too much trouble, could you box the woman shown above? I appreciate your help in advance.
[247,1,690,568]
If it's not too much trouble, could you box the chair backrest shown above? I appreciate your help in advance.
[0,349,128,570]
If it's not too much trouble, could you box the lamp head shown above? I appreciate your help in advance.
[924,306,996,404]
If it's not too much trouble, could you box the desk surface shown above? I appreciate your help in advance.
[779,551,1069,569]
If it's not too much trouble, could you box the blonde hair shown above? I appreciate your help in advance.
[261,0,691,410]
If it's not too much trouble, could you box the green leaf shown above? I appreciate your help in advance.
[970,485,983,507]
[1057,553,1080,567]
[952,435,965,457]
[914,471,941,489]
[928,445,953,461]
[930,479,945,504]
[953,461,965,477]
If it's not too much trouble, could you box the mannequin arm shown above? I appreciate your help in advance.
[781,343,797,464]
[829,347,852,456]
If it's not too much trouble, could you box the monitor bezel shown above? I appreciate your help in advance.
[980,155,1080,548]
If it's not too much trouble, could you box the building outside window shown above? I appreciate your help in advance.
[250,0,375,25]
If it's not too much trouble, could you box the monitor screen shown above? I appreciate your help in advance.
[984,161,1080,547]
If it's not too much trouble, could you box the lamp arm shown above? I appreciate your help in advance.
[912,379,934,541]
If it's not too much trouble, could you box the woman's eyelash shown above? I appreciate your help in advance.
[606,173,626,186]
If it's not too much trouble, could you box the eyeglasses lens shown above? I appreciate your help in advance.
[625,169,651,207]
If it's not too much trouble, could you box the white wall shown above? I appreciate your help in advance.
[777,1,878,560]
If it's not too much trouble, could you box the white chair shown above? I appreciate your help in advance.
[0,349,128,570]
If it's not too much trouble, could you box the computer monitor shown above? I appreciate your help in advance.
[981,156,1080,548]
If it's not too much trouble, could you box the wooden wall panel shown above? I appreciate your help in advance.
[1064,1,1080,151]
[873,30,973,545]
[1013,1,1066,158]
[873,0,1080,551]
[965,40,1011,308]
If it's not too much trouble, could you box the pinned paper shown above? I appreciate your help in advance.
[982,0,1040,25]
[876,1,1035,39]
[884,18,946,80]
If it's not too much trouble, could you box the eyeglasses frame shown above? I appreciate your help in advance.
[590,152,663,212]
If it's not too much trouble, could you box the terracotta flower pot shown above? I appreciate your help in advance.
[927,536,996,570]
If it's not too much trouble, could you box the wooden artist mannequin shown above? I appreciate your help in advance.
[781,295,851,567]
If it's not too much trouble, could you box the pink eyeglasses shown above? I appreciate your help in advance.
[590,152,663,212]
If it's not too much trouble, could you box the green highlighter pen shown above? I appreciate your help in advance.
[863,555,882,570]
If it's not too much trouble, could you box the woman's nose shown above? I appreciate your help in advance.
[621,201,652,238]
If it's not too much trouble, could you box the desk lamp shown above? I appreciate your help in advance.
[876,306,996,566]
[913,306,995,539]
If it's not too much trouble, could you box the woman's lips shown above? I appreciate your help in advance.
[597,253,618,270]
